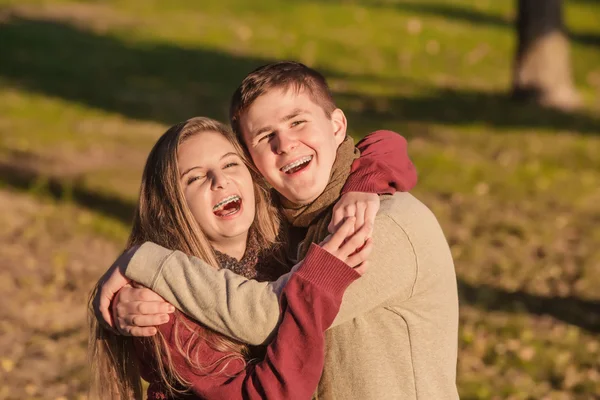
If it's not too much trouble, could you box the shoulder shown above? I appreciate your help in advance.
[377,193,438,227]
[375,193,447,249]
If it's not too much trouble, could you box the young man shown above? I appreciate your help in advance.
[96,62,459,399]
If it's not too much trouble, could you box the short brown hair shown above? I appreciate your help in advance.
[229,61,337,143]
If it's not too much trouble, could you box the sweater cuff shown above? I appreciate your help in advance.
[295,243,361,298]
[125,242,175,290]
[343,170,396,195]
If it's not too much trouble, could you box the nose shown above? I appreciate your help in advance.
[273,132,298,155]
[210,171,229,190]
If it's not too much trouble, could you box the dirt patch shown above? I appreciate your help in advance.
[0,189,121,400]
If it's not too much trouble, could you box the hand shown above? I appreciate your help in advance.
[328,192,380,238]
[92,246,139,333]
[320,217,373,275]
[113,285,174,337]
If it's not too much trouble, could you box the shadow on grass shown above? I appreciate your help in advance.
[337,89,600,137]
[0,13,278,124]
[359,1,600,48]
[0,160,136,225]
[1,13,597,137]
[459,280,600,334]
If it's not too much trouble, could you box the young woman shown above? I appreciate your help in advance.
[89,117,410,399]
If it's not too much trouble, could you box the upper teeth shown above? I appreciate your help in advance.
[282,156,312,173]
[213,195,240,211]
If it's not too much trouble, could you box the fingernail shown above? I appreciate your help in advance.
[168,306,175,312]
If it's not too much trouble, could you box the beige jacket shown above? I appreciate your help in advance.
[126,193,459,399]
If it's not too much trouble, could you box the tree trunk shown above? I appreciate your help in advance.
[512,0,580,110]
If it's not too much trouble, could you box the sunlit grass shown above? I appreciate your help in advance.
[0,0,598,398]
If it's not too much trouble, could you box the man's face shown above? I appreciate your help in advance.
[239,88,346,204]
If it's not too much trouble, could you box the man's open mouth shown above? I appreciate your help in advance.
[212,195,242,217]
[280,155,313,175]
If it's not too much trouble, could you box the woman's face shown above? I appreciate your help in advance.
[178,130,256,249]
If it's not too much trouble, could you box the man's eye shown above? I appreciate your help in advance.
[291,120,306,128]
[259,133,275,142]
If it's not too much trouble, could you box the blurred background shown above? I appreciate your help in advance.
[0,0,598,399]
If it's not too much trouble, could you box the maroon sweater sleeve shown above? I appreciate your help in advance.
[143,244,359,400]
[342,130,418,195]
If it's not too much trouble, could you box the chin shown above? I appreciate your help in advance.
[218,226,249,240]
[287,191,318,205]
[294,184,327,204]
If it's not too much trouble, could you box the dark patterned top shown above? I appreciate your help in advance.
[213,230,288,283]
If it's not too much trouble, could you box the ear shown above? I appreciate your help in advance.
[330,108,347,146]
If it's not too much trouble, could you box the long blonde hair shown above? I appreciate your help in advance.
[88,117,282,399]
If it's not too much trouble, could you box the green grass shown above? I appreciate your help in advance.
[0,0,599,398]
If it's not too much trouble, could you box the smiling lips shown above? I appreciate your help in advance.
[280,155,313,174]
[213,194,242,217]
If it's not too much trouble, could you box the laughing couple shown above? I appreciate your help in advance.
[90,61,459,400]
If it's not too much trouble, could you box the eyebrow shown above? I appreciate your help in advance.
[252,108,309,138]
[179,152,239,179]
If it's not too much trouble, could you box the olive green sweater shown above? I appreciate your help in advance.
[126,193,459,399]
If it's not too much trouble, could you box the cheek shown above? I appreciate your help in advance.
[301,134,325,154]
[314,135,337,160]
[250,149,274,175]
[185,188,210,220]
[234,168,255,195]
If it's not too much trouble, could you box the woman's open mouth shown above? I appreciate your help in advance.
[280,155,313,175]
[212,195,242,218]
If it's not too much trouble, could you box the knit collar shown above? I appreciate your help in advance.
[213,230,261,280]
[213,230,286,282]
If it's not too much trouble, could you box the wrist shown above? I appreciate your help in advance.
[118,245,140,275]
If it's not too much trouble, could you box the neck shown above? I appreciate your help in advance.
[211,232,248,261]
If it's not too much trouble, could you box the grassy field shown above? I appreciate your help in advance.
[0,0,599,399]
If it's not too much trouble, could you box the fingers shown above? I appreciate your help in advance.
[339,222,371,256]
[324,217,355,251]
[364,200,379,237]
[95,278,125,331]
[352,260,369,276]
[112,286,174,337]
[116,300,174,316]
[346,238,373,270]
[329,203,357,234]
[120,326,158,337]
[119,286,167,303]
[92,254,133,330]
[353,202,366,235]
[115,312,164,336]
[116,315,164,336]
[319,234,332,247]
[328,202,342,233]
[96,291,116,331]
[328,210,340,234]
[119,312,170,329]
[330,193,380,238]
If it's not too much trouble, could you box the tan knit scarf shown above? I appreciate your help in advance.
[279,136,359,259]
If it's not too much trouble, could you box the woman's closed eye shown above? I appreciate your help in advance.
[223,161,239,169]
[187,175,204,185]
